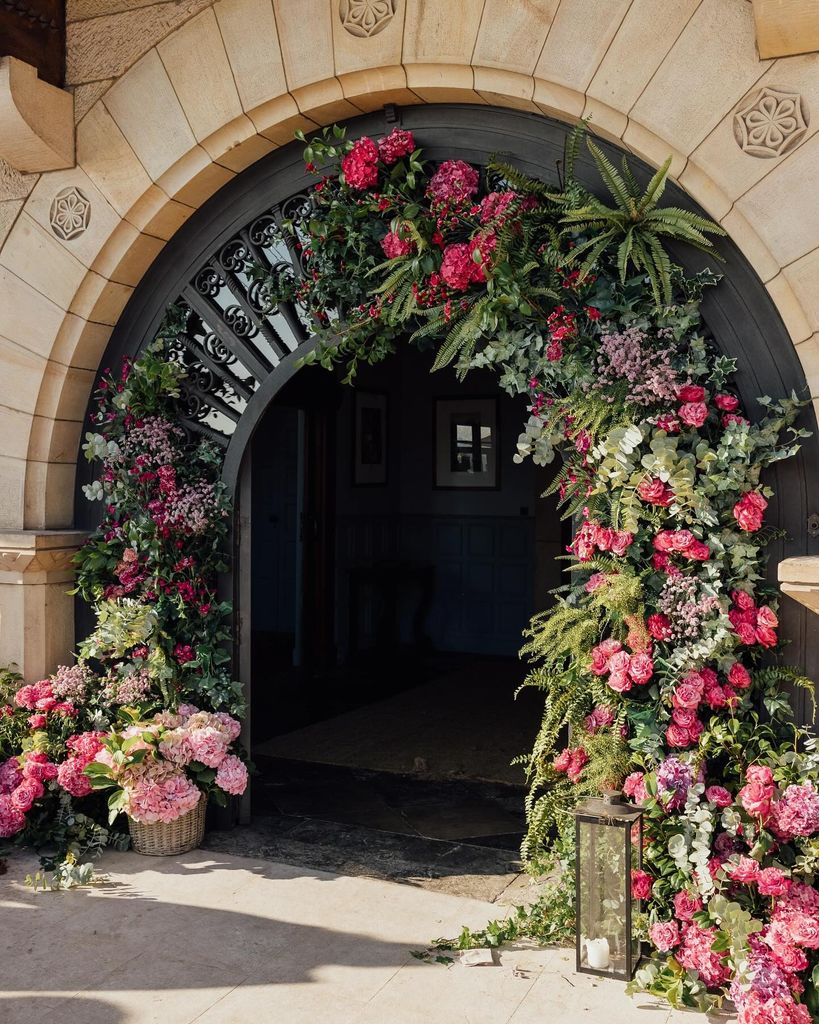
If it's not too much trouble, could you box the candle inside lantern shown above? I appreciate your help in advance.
[586,937,611,970]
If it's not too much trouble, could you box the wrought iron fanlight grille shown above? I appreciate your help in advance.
[160,190,324,446]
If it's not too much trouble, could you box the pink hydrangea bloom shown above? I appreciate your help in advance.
[215,755,248,796]
[426,160,479,207]
[377,128,415,165]
[126,766,201,824]
[341,136,379,190]
[0,794,26,838]
[186,726,229,768]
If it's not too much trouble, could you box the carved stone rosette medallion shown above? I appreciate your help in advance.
[50,185,91,240]
[339,0,397,37]
[733,87,809,159]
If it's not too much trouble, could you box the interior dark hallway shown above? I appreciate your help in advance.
[242,346,566,868]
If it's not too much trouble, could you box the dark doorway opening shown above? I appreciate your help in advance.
[245,345,568,875]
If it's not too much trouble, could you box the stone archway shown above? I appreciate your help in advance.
[72,105,819,728]
[1,0,818,679]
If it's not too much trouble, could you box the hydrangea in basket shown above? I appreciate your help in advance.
[86,705,247,856]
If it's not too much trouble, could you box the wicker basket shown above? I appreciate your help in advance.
[128,794,206,856]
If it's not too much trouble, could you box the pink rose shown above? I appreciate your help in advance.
[673,889,703,921]
[714,393,739,411]
[567,748,589,783]
[747,765,774,785]
[706,786,733,808]
[677,384,706,402]
[679,401,708,428]
[27,714,47,729]
[628,653,654,685]
[755,625,778,648]
[728,663,751,690]
[10,777,44,812]
[631,869,653,901]
[607,671,633,693]
[735,622,758,645]
[687,541,711,561]
[739,780,774,819]
[649,921,680,952]
[733,590,756,611]
[672,674,705,709]
[653,531,675,553]
[723,413,749,428]
[672,707,698,729]
[756,605,778,628]
[669,530,695,552]
[553,748,572,772]
[655,414,681,433]
[734,491,768,532]
[703,683,728,709]
[757,867,791,896]
[637,477,673,506]
[789,913,819,948]
[610,531,634,556]
[623,772,648,804]
[727,856,760,884]
[608,651,631,675]
[666,722,692,748]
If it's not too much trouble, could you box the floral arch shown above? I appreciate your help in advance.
[2,104,819,1021]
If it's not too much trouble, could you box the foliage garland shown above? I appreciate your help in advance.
[252,124,815,1022]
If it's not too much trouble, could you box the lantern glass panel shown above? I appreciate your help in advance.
[575,800,642,980]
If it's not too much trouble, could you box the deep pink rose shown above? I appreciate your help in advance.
[27,714,47,729]
[728,856,760,884]
[677,384,706,402]
[628,653,654,685]
[671,707,698,729]
[607,671,633,693]
[669,530,695,552]
[688,541,711,561]
[756,626,778,647]
[673,890,703,921]
[747,764,774,786]
[653,531,676,552]
[723,413,749,428]
[666,723,692,748]
[637,477,672,506]
[553,748,572,772]
[679,401,708,428]
[649,921,680,952]
[706,786,733,808]
[728,663,751,690]
[736,622,758,645]
[734,491,768,532]
[714,393,739,411]
[733,590,756,611]
[610,531,634,556]
[10,777,43,812]
[655,414,681,433]
[789,913,819,948]
[631,869,653,901]
[757,867,791,896]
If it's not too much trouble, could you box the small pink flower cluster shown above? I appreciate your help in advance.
[734,490,769,533]
[729,590,778,647]
[590,638,654,693]
[570,517,633,561]
[101,668,152,706]
[595,327,680,406]
[544,305,577,362]
[51,664,89,703]
[426,159,480,208]
[553,745,589,783]
[0,752,58,837]
[159,706,242,771]
[57,731,107,798]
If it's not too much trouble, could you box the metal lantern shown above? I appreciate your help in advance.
[574,794,644,980]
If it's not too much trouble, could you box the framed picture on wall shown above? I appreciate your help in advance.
[353,391,388,486]
[434,397,499,489]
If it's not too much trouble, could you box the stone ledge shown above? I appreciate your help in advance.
[779,556,819,614]
[0,528,88,579]
[752,0,819,57]
[0,58,75,173]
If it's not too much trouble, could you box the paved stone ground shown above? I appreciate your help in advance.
[0,847,707,1024]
